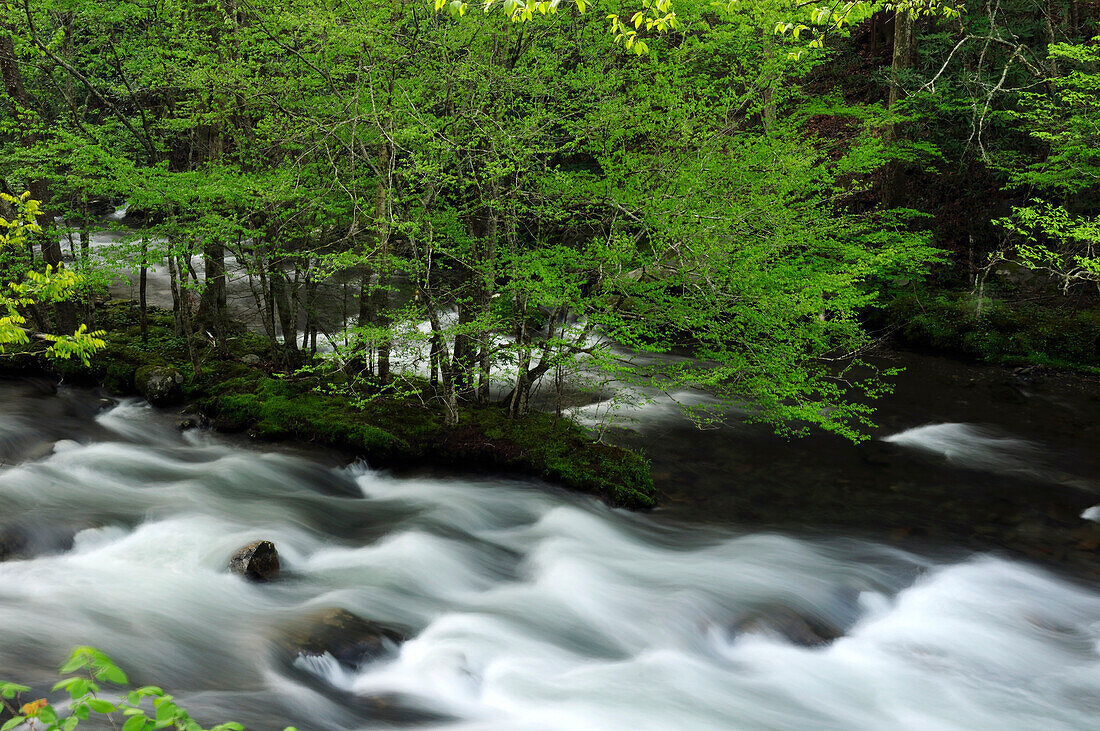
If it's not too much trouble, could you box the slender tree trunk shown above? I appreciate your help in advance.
[371,141,393,381]
[80,219,93,327]
[169,249,183,335]
[883,9,917,207]
[254,248,277,350]
[270,262,296,353]
[139,236,148,341]
[452,291,478,400]
[172,253,201,375]
[198,236,228,344]
[476,181,499,405]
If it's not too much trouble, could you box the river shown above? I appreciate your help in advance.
[1,361,1098,730]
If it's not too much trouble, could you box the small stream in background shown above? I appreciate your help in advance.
[1,360,1099,730]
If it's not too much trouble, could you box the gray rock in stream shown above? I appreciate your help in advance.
[277,608,406,669]
[134,366,185,406]
[0,524,76,562]
[733,608,842,647]
[228,540,281,581]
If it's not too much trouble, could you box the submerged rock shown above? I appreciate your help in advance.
[277,608,406,668]
[228,540,280,581]
[0,527,25,562]
[134,366,185,406]
[0,524,76,562]
[734,607,842,647]
[176,414,205,431]
[858,440,902,467]
[987,380,1027,405]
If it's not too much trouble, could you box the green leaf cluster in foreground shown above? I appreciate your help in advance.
[1,647,295,731]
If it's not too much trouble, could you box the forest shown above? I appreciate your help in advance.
[1,2,1100,730]
[0,0,1093,442]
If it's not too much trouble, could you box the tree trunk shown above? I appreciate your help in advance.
[476,181,499,405]
[139,236,148,341]
[883,8,917,207]
[169,249,183,335]
[198,236,228,345]
[452,292,478,400]
[172,253,202,376]
[370,141,394,381]
[270,264,296,353]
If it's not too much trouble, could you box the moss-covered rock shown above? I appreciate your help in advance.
[134,365,185,406]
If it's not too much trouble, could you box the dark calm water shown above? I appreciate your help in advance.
[1,363,1099,730]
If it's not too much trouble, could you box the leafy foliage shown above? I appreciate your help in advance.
[0,193,105,364]
[0,647,297,731]
[995,38,1100,294]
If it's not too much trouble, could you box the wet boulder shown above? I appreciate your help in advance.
[176,414,206,431]
[134,366,185,406]
[0,523,76,562]
[733,607,842,647]
[0,527,25,562]
[277,608,406,669]
[228,540,281,581]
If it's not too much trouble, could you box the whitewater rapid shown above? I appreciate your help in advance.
[1,387,1098,730]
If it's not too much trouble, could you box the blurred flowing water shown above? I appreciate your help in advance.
[1,377,1099,730]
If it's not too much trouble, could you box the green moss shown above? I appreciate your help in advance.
[458,407,655,508]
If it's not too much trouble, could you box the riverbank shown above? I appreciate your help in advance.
[876,286,1100,374]
[0,302,655,509]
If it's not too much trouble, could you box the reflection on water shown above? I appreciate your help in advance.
[1,380,1099,730]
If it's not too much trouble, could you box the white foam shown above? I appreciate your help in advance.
[882,423,1041,475]
[1,406,1098,730]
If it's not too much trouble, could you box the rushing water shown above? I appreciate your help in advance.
[1,379,1099,730]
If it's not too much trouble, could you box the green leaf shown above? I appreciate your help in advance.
[1,717,26,731]
[97,665,129,686]
[122,713,149,731]
[0,683,30,699]
[87,699,118,713]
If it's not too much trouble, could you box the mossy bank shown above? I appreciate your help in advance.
[1,302,655,509]
[876,288,1100,374]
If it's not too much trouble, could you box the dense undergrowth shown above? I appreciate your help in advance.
[880,288,1100,373]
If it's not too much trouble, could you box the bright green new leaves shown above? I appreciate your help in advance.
[775,0,962,55]
[0,647,292,731]
[996,38,1100,295]
[0,193,105,364]
[996,202,1100,294]
[462,0,961,56]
